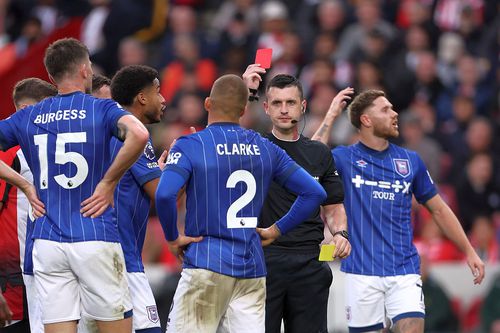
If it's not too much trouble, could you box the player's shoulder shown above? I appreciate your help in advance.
[389,143,420,160]
[332,144,352,156]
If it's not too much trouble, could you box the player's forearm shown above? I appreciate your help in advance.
[102,123,149,185]
[276,168,327,234]
[0,160,32,194]
[155,170,185,241]
[431,202,475,255]
[323,203,347,235]
[311,113,337,145]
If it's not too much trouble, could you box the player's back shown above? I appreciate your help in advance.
[0,91,127,243]
[168,123,297,278]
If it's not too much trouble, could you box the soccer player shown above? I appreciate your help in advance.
[0,38,149,333]
[242,65,352,333]
[0,78,57,333]
[156,74,327,333]
[320,89,485,333]
[108,65,165,333]
[91,74,112,99]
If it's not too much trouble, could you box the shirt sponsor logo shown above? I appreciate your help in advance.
[166,152,182,165]
[356,160,368,168]
[351,175,411,194]
[393,158,411,177]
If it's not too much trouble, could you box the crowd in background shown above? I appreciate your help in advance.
[0,0,499,331]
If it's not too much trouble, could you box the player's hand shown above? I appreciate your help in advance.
[0,291,12,328]
[465,249,485,284]
[327,87,354,119]
[242,64,266,90]
[19,183,45,218]
[168,235,203,262]
[158,127,197,171]
[256,224,281,246]
[80,179,117,218]
[332,234,351,259]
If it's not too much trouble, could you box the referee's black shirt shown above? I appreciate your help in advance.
[259,133,344,251]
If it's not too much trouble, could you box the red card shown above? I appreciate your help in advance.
[255,48,273,69]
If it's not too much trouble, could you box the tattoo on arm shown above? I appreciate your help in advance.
[317,124,329,137]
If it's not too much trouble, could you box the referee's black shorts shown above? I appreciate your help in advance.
[264,248,333,333]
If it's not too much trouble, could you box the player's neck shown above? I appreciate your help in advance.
[207,114,240,125]
[57,81,86,95]
[359,132,389,151]
[271,126,299,141]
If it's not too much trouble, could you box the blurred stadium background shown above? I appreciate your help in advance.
[0,0,498,332]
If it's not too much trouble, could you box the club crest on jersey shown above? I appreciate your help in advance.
[393,159,411,177]
[144,141,156,160]
[146,305,159,323]
[356,160,368,168]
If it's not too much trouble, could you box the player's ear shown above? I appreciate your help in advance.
[204,97,211,113]
[263,101,269,115]
[137,92,147,105]
[48,74,56,85]
[360,114,371,128]
[241,104,248,118]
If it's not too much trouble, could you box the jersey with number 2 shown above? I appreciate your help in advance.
[0,91,129,243]
[164,123,299,278]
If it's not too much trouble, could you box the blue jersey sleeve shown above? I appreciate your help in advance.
[130,142,162,186]
[164,137,193,182]
[156,169,186,241]
[0,112,21,150]
[268,142,300,186]
[412,153,438,204]
[100,99,132,139]
[331,146,346,175]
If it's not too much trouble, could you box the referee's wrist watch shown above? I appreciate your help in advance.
[332,230,349,240]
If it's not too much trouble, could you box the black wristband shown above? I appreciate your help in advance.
[248,88,259,102]
[332,230,349,240]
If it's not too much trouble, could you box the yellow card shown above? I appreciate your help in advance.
[318,244,336,261]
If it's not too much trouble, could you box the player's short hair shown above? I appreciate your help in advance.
[12,78,57,109]
[210,74,248,116]
[348,90,385,129]
[44,38,89,82]
[92,74,111,94]
[110,65,159,106]
[266,74,304,100]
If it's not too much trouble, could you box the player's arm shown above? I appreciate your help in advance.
[311,87,354,145]
[322,203,351,259]
[155,169,202,260]
[424,194,485,284]
[142,177,159,204]
[0,289,12,328]
[257,168,327,245]
[0,160,45,218]
[81,114,149,218]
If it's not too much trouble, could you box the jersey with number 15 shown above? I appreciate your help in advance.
[0,91,130,243]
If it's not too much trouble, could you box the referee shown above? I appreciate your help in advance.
[243,67,352,333]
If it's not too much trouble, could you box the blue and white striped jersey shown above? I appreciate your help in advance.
[163,122,299,278]
[332,142,437,276]
[0,91,129,243]
[111,138,161,272]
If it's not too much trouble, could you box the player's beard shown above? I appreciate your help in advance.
[373,123,399,139]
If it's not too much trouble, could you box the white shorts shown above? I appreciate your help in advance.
[166,268,265,333]
[345,273,425,331]
[23,274,43,333]
[32,239,132,324]
[77,272,160,333]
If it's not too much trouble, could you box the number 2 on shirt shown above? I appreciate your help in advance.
[226,170,257,228]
